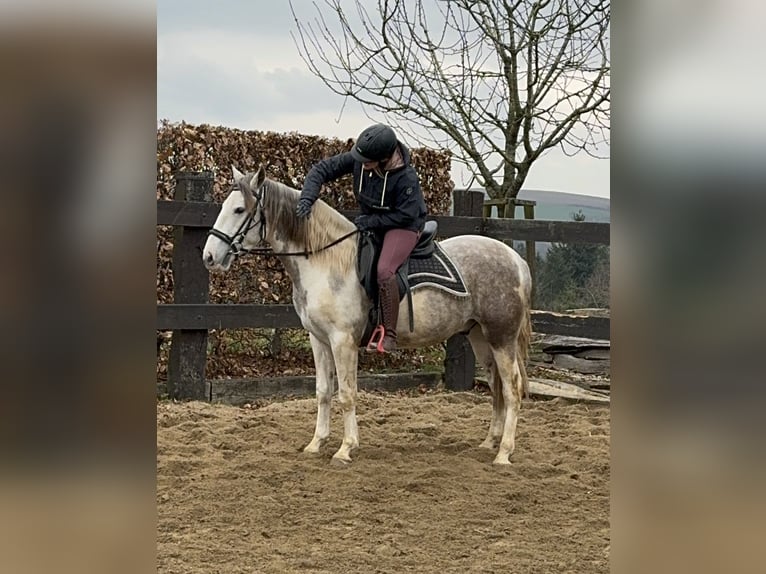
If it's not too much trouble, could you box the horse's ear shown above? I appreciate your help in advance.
[249,166,266,190]
[232,165,245,181]
[242,185,256,212]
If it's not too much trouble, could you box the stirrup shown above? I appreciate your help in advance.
[365,325,386,353]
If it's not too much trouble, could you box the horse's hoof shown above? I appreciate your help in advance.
[492,455,513,466]
[303,434,331,453]
[330,454,353,467]
[479,439,498,450]
[302,440,325,455]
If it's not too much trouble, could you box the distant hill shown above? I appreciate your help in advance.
[518,189,610,223]
[469,188,610,223]
[466,188,610,255]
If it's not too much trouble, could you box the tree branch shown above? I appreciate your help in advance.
[290,0,610,199]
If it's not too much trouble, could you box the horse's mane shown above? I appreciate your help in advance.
[261,179,357,272]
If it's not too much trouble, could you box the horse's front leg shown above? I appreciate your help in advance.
[329,332,359,464]
[304,333,335,454]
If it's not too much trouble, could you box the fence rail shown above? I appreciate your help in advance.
[158,199,610,244]
[157,304,610,340]
[157,173,610,400]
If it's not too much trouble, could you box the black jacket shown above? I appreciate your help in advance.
[300,142,427,233]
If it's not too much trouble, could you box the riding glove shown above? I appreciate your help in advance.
[354,214,377,231]
[296,197,314,219]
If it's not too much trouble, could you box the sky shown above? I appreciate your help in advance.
[157,0,610,199]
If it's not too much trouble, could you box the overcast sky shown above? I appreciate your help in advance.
[157,0,610,199]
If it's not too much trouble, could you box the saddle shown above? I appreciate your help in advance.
[356,221,438,347]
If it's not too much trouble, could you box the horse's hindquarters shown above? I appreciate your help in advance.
[399,235,531,348]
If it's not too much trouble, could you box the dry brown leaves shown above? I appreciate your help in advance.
[157,121,453,379]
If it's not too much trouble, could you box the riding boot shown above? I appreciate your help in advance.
[378,276,399,353]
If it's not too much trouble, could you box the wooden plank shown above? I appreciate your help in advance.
[531,310,610,340]
[523,202,536,307]
[550,354,610,375]
[430,214,487,237]
[565,308,610,318]
[452,189,485,218]
[157,304,302,330]
[482,218,609,244]
[483,198,537,207]
[210,372,441,405]
[158,305,610,340]
[442,189,482,392]
[156,200,610,245]
[469,191,485,216]
[477,376,609,403]
[423,215,610,244]
[540,334,610,352]
[167,173,213,401]
[157,199,221,227]
[444,335,475,391]
[157,201,360,228]
[590,382,611,391]
[211,376,315,403]
[527,378,610,403]
[573,349,610,360]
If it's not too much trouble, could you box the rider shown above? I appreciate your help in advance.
[295,123,427,353]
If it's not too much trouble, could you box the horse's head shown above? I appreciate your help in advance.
[203,165,267,272]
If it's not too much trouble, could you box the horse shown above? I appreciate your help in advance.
[202,166,532,465]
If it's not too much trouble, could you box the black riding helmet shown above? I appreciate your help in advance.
[351,124,397,162]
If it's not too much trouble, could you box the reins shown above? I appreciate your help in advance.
[237,228,359,259]
[207,178,359,260]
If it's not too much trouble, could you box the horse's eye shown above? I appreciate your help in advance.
[234,207,245,214]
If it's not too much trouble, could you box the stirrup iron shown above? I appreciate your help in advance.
[366,325,387,353]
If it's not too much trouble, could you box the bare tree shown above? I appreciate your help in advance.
[290,0,609,199]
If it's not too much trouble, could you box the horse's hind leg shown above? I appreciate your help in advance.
[329,333,360,464]
[468,328,505,449]
[490,344,524,465]
[304,333,335,454]
[481,363,505,450]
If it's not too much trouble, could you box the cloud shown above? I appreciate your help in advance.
[158,0,299,37]
[157,0,610,199]
[521,149,610,198]
[158,28,344,129]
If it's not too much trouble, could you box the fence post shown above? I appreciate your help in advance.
[484,196,538,307]
[522,202,537,307]
[443,189,482,391]
[167,172,214,400]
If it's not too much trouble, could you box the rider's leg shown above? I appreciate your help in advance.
[376,229,419,353]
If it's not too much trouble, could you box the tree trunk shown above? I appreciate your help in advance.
[504,165,530,200]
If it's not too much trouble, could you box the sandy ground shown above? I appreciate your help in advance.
[157,391,610,574]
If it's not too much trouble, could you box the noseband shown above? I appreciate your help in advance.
[207,184,267,260]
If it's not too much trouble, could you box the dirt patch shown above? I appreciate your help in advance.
[158,392,610,574]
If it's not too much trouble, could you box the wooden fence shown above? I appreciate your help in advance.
[158,172,610,400]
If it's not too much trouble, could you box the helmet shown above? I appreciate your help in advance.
[351,124,397,162]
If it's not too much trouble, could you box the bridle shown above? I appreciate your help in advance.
[207,181,358,261]
[207,183,267,260]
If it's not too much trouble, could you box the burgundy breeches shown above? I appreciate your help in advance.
[376,228,420,284]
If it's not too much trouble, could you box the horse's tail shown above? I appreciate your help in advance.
[517,305,532,399]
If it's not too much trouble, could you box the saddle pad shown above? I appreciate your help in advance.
[408,243,470,297]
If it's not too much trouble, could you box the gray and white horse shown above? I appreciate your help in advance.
[203,166,532,465]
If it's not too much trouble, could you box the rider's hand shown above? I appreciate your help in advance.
[296,197,314,219]
[354,214,374,231]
